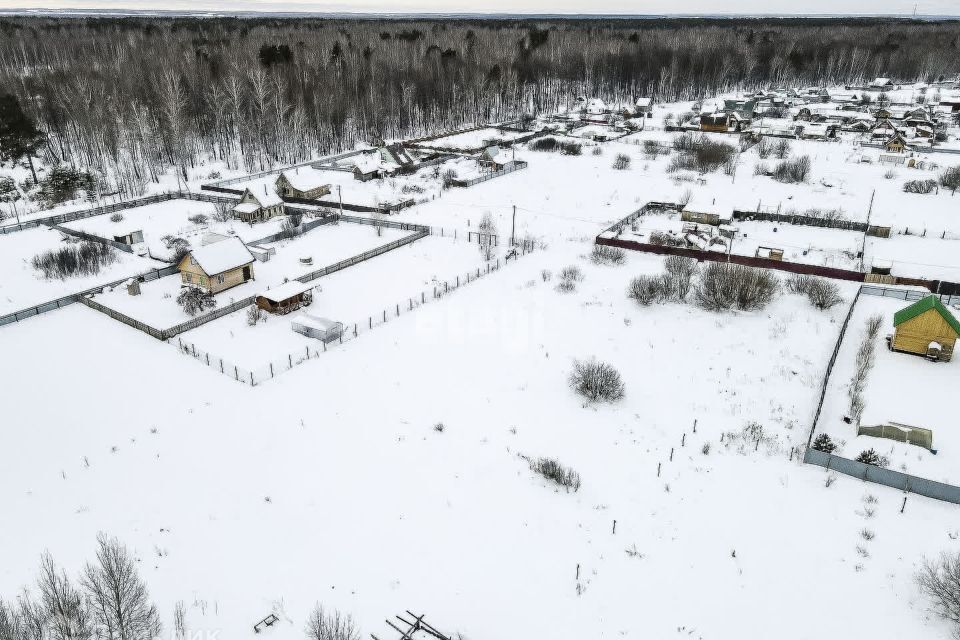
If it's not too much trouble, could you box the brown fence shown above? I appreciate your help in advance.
[596,235,869,282]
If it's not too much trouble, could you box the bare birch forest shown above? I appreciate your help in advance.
[1,16,958,194]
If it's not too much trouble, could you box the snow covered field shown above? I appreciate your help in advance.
[817,292,960,485]
[416,127,532,152]
[2,245,958,639]
[88,223,412,329]
[0,227,165,316]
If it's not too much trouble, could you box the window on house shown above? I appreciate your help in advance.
[217,274,225,284]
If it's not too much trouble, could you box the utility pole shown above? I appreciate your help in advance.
[511,205,516,247]
[337,185,344,218]
[860,189,875,271]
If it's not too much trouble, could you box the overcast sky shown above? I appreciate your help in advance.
[1,0,957,16]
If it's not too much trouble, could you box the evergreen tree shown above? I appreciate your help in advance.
[0,94,44,182]
[812,433,836,454]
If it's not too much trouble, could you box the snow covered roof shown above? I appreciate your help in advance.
[279,170,329,193]
[290,313,340,332]
[585,98,608,114]
[232,202,260,214]
[683,200,728,216]
[871,77,893,86]
[186,237,254,275]
[352,154,382,174]
[243,186,284,208]
[635,97,652,108]
[258,280,313,303]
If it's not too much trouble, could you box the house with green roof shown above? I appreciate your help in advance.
[891,295,960,362]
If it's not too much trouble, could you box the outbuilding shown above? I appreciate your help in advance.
[256,281,314,315]
[275,171,331,200]
[178,237,255,294]
[291,314,343,343]
[891,295,960,362]
[232,188,285,223]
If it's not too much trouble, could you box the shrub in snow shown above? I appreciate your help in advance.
[847,314,882,424]
[916,552,960,634]
[627,274,670,306]
[812,433,836,454]
[642,139,663,159]
[177,287,216,317]
[591,146,603,156]
[755,137,773,159]
[664,255,698,300]
[529,136,558,152]
[109,212,124,223]
[938,166,960,194]
[772,138,792,159]
[559,265,583,283]
[694,262,778,312]
[441,169,458,188]
[477,212,497,260]
[855,448,888,468]
[162,235,191,263]
[612,153,631,170]
[246,304,264,326]
[569,358,625,403]
[590,244,625,266]
[559,141,582,156]
[903,179,938,194]
[788,275,842,310]
[528,456,581,492]
[753,161,770,176]
[772,155,811,183]
[212,201,232,222]
[305,604,360,640]
[540,269,552,282]
[187,213,208,225]
[555,279,576,294]
[32,241,117,279]
[648,230,685,247]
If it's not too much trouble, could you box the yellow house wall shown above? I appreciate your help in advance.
[892,308,957,360]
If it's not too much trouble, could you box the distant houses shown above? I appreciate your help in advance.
[890,295,960,362]
[275,171,331,200]
[178,237,255,294]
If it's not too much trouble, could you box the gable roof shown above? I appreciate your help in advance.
[258,280,313,303]
[185,237,254,276]
[242,186,284,208]
[894,295,960,336]
[277,170,329,193]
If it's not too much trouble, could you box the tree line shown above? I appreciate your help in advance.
[0,16,958,196]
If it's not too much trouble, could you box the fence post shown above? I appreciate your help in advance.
[220,359,224,373]
[270,363,274,378]
[369,316,372,329]
[354,323,357,337]
[306,346,310,360]
[396,304,399,317]
[250,372,254,386]
[234,366,238,381]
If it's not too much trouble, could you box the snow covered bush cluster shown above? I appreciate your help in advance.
[786,274,843,310]
[694,262,779,311]
[38,165,96,207]
[668,134,737,174]
[187,213,208,225]
[555,265,583,293]
[109,212,124,223]
[846,314,883,425]
[0,534,162,640]
[916,552,960,636]
[569,358,625,403]
[212,201,233,222]
[177,287,216,317]
[528,456,582,492]
[590,244,625,266]
[771,155,812,184]
[902,179,938,194]
[612,153,631,170]
[626,256,698,306]
[305,603,360,640]
[648,230,685,248]
[31,240,117,279]
[939,165,960,194]
[855,448,889,468]
[528,137,582,156]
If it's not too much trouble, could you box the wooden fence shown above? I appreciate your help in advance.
[731,209,891,237]
[450,161,528,187]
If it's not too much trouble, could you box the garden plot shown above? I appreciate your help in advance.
[5,248,957,640]
[416,127,532,152]
[88,223,412,330]
[816,293,960,485]
[0,227,165,316]
[177,235,492,369]
[865,234,960,283]
[730,221,861,269]
[61,198,289,259]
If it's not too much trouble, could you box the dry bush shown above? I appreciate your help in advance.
[772,155,811,183]
[627,274,671,306]
[694,262,779,311]
[187,213,208,225]
[916,552,960,634]
[529,136,558,152]
[591,146,603,156]
[559,265,583,282]
[32,241,117,279]
[787,274,842,309]
[648,230,685,247]
[755,138,773,158]
[590,244,625,265]
[305,604,360,640]
[847,314,882,424]
[940,165,960,194]
[109,212,124,223]
[528,457,582,492]
[663,255,698,300]
[569,358,625,402]
[903,179,938,194]
[753,161,770,176]
[212,201,233,222]
[773,138,792,159]
[612,153,631,170]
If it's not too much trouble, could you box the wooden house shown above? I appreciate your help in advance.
[351,154,383,182]
[681,200,728,226]
[232,188,285,223]
[479,146,507,171]
[178,237,255,294]
[275,171,331,200]
[255,281,314,315]
[700,113,730,133]
[634,97,654,116]
[884,133,908,153]
[379,144,416,173]
[870,77,894,89]
[755,246,784,261]
[891,295,960,362]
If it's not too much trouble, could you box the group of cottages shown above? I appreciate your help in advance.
[231,170,332,223]
[555,96,655,125]
[338,143,439,182]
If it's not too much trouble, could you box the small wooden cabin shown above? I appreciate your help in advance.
[178,237,255,294]
[681,200,727,226]
[275,171,331,200]
[884,133,908,153]
[113,230,144,245]
[255,281,313,315]
[232,188,285,223]
[352,154,382,182]
[891,295,960,362]
[634,97,654,116]
[479,146,507,171]
[700,113,730,133]
[755,246,784,261]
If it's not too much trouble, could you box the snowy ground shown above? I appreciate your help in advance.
[817,292,960,485]
[0,227,166,315]
[1,245,958,640]
[62,199,290,259]
[89,223,410,329]
[177,235,492,370]
[416,127,532,152]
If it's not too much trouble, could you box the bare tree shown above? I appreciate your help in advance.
[38,552,91,640]
[917,552,960,636]
[81,534,162,640]
[304,604,360,640]
[477,212,497,260]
